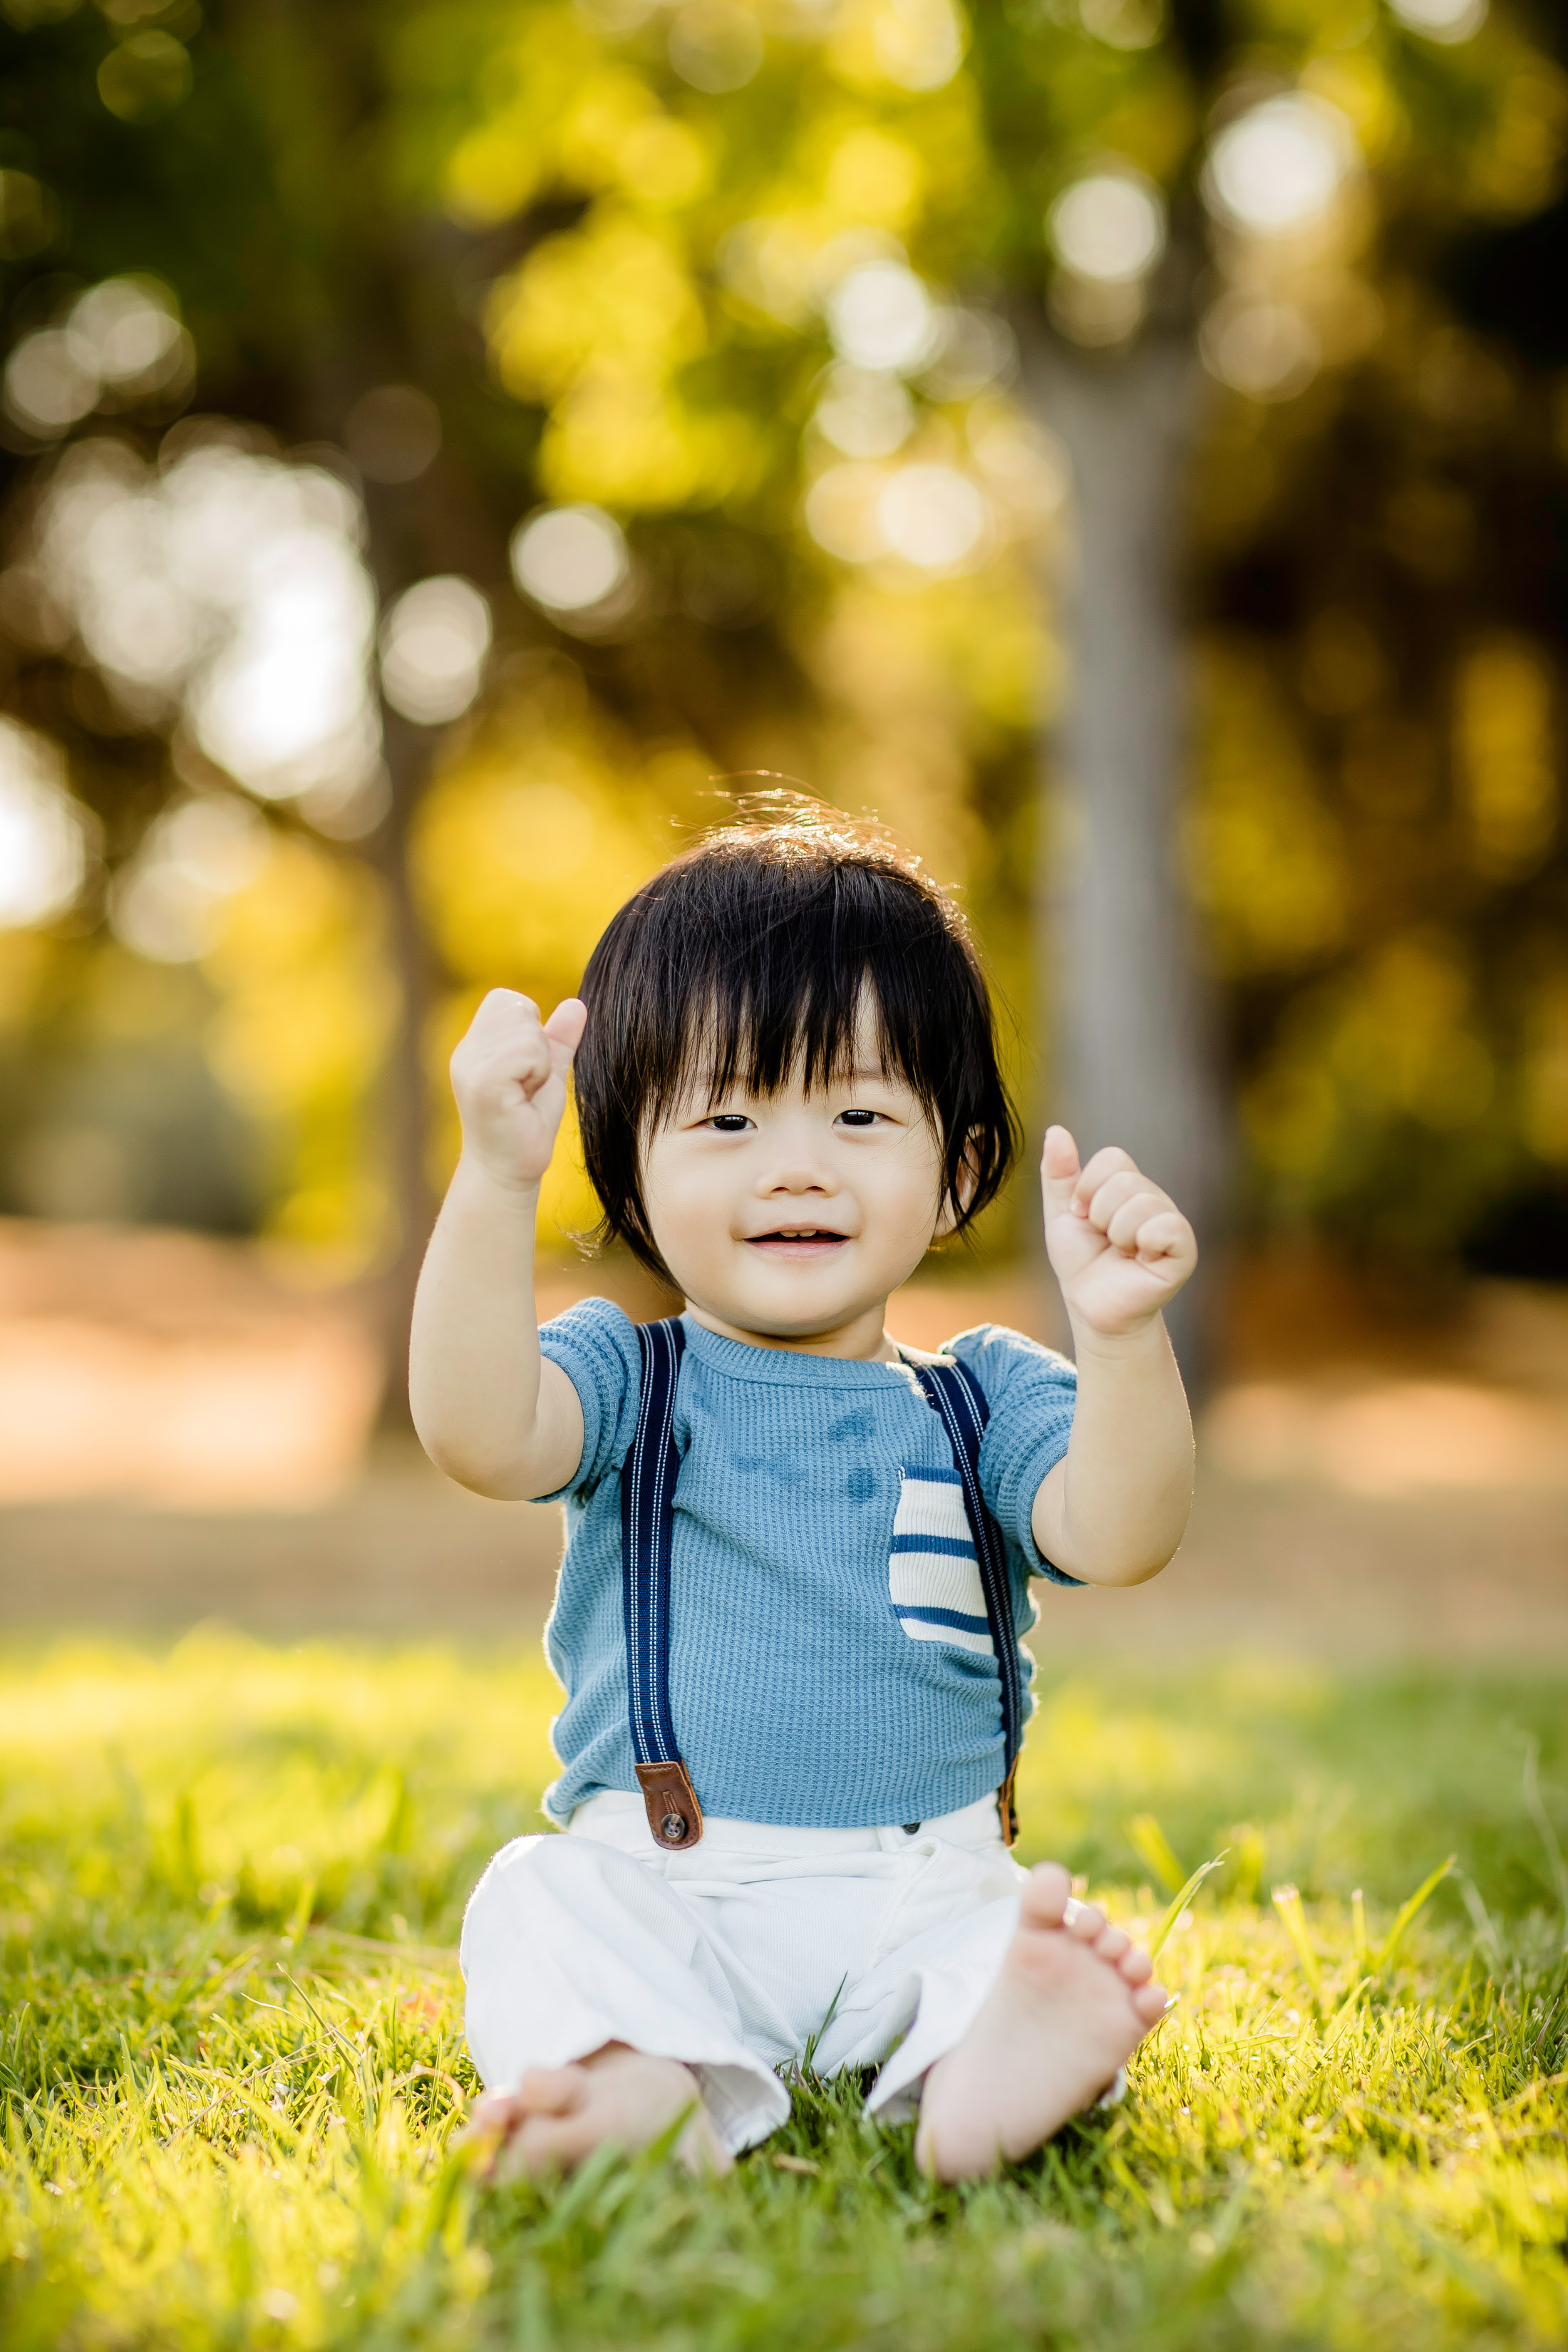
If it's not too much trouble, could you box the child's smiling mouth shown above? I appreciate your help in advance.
[743,1228,850,1257]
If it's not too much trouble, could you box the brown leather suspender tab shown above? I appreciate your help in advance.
[634,1759,704,1851]
[997,1758,1021,1849]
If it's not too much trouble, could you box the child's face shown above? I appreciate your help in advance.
[640,1045,955,1344]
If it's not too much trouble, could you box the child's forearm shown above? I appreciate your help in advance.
[1031,1314,1193,1587]
[408,1153,583,1500]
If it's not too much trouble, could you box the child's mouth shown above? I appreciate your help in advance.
[744,1229,850,1257]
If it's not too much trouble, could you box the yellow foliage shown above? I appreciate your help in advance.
[200,838,396,1263]
[825,0,967,98]
[1465,59,1568,220]
[1301,51,1404,167]
[1186,646,1346,976]
[488,215,707,403]
[1245,933,1497,1188]
[1455,635,1557,881]
[617,114,713,210]
[411,737,668,1004]
[0,929,49,1033]
[1522,977,1568,1167]
[539,363,763,510]
[822,125,925,228]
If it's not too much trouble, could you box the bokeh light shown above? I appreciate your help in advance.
[668,0,763,93]
[1077,0,1164,48]
[23,434,380,804]
[825,261,938,373]
[1048,170,1166,284]
[1388,0,1487,41]
[344,385,443,485]
[1203,96,1356,239]
[378,577,492,725]
[877,464,989,571]
[813,366,914,459]
[510,505,630,614]
[1,274,187,437]
[804,460,990,572]
[1200,293,1321,401]
[872,0,964,92]
[110,793,270,964]
[919,307,1016,401]
[0,719,89,928]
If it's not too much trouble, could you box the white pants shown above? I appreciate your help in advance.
[460,1790,1029,2155]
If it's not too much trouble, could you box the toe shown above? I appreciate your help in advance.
[1020,1862,1072,1927]
[1093,1924,1130,1962]
[465,2088,521,2132]
[1117,1947,1154,1986]
[1131,1981,1171,2026]
[1064,1899,1106,1942]
[514,2064,587,2115]
[495,2113,582,2180]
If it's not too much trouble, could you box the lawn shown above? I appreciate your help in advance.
[1,1631,1565,2350]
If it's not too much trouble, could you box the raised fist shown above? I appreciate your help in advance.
[1041,1126,1197,1339]
[450,989,588,1191]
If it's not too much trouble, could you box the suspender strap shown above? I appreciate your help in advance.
[903,1354,1023,1846]
[621,1318,703,1851]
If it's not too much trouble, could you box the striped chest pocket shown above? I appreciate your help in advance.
[889,1467,994,1656]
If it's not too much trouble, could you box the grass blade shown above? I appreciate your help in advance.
[1271,1884,1321,1998]
[1371,1854,1455,1974]
[1126,1815,1189,1897]
[1147,1852,1229,1961]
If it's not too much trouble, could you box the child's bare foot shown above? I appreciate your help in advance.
[464,2043,732,2179]
[914,1863,1169,2182]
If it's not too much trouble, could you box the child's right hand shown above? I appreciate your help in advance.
[450,989,588,1191]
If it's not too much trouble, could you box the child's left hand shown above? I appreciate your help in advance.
[1041,1125,1197,1339]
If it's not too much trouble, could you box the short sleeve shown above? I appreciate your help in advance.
[944,1324,1081,1585]
[537,1296,643,1501]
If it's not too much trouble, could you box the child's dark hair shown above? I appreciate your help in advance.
[574,808,1020,1278]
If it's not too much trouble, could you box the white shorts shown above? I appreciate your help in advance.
[460,1790,1029,2155]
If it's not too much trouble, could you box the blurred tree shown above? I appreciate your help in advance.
[0,0,1564,1416]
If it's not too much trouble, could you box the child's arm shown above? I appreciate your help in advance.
[409,989,589,1500]
[1029,1125,1197,1587]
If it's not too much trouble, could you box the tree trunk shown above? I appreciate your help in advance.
[366,708,437,1430]
[1023,332,1227,1385]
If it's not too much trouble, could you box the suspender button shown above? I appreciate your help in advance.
[660,1812,688,1843]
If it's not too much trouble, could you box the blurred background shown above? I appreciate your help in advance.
[0,0,1564,1662]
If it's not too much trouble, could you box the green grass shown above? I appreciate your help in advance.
[2,1631,1566,2349]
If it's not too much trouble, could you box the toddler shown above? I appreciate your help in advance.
[410,813,1197,2182]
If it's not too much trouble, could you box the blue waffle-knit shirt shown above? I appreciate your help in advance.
[537,1301,1080,1828]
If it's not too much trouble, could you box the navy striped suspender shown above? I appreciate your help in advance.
[620,1321,1021,1852]
[621,1318,702,1850]
[901,1355,1023,1846]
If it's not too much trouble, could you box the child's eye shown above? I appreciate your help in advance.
[837,1108,880,1128]
[707,1113,752,1133]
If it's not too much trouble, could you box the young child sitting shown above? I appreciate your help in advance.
[410,811,1197,2183]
